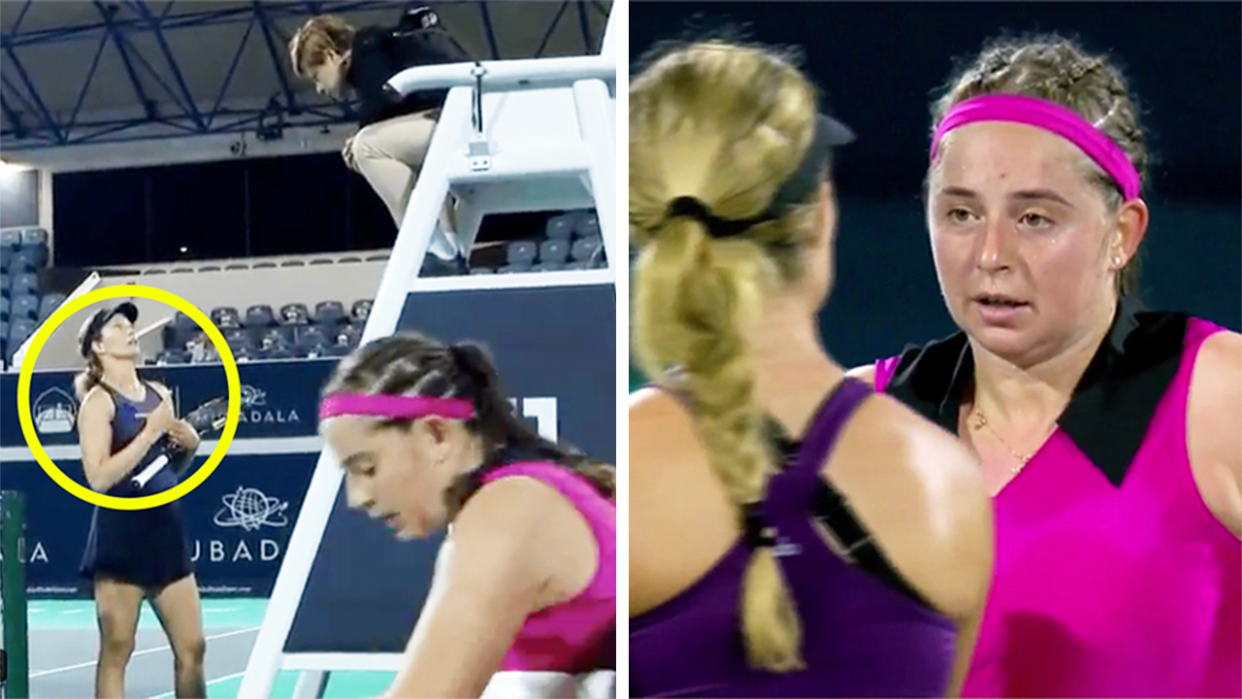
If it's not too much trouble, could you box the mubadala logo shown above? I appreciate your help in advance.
[214,486,290,531]
[237,384,300,426]
[195,486,291,565]
[33,388,76,435]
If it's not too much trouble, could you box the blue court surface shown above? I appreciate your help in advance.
[28,598,394,698]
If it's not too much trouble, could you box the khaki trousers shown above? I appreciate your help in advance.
[345,109,457,234]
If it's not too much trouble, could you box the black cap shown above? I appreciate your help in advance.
[818,113,856,148]
[78,302,139,359]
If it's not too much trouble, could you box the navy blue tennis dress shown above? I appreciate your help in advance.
[79,380,194,590]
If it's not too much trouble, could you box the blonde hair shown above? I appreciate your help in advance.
[74,354,103,401]
[630,41,825,672]
[289,15,356,77]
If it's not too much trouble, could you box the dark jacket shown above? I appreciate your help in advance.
[346,10,472,128]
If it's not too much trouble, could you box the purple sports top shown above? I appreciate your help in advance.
[630,378,958,698]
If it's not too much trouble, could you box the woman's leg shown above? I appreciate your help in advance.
[93,576,144,699]
[348,111,461,256]
[149,574,207,699]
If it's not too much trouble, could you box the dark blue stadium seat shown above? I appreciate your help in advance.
[506,241,537,268]
[225,328,254,352]
[0,272,8,296]
[571,236,601,263]
[260,325,296,348]
[302,344,331,360]
[7,251,36,274]
[20,229,47,247]
[39,292,65,313]
[156,350,190,366]
[351,300,372,323]
[11,294,38,321]
[17,244,47,269]
[314,301,346,327]
[245,304,276,328]
[10,318,37,345]
[589,242,607,268]
[295,325,327,351]
[10,273,37,298]
[0,296,8,323]
[573,211,600,238]
[265,346,296,361]
[279,303,311,326]
[539,240,570,265]
[331,324,362,350]
[546,214,574,241]
[211,306,242,329]
[38,294,65,322]
[174,311,197,331]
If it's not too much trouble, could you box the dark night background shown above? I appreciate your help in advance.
[630,1,1241,380]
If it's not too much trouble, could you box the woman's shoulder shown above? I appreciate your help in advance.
[828,386,992,621]
[79,385,117,416]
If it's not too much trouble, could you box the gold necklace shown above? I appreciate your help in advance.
[969,409,1052,475]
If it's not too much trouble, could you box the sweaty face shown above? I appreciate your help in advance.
[926,122,1123,365]
[94,315,139,360]
[321,415,459,540]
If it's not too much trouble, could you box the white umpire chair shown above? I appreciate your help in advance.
[237,10,616,699]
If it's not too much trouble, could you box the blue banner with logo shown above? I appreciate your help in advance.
[0,359,333,449]
[1,452,317,598]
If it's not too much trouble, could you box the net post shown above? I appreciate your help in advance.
[1,490,30,699]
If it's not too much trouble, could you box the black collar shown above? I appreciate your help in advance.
[884,296,1189,486]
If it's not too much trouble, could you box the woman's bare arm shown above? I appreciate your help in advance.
[384,477,573,699]
[1187,330,1242,538]
[77,388,166,491]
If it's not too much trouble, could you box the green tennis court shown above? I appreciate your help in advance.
[26,598,394,699]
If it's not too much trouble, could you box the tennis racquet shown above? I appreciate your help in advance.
[131,396,230,489]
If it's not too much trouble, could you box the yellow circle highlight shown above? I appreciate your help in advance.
[17,285,240,510]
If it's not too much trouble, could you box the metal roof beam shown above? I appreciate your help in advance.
[128,0,206,130]
[93,1,156,121]
[0,94,27,139]
[476,2,502,60]
[575,0,595,54]
[206,15,258,129]
[68,33,111,130]
[3,108,355,150]
[1,45,63,143]
[3,1,400,47]
[253,1,299,114]
[9,0,36,36]
[534,1,571,59]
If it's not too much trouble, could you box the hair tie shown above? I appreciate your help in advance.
[741,501,777,550]
[663,196,755,239]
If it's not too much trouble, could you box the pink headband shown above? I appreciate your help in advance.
[930,94,1141,201]
[319,394,476,421]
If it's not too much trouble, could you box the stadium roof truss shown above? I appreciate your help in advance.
[0,0,611,150]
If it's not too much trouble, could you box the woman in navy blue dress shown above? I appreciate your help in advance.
[74,302,207,699]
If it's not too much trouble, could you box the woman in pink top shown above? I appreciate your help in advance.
[853,34,1241,697]
[317,332,616,697]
